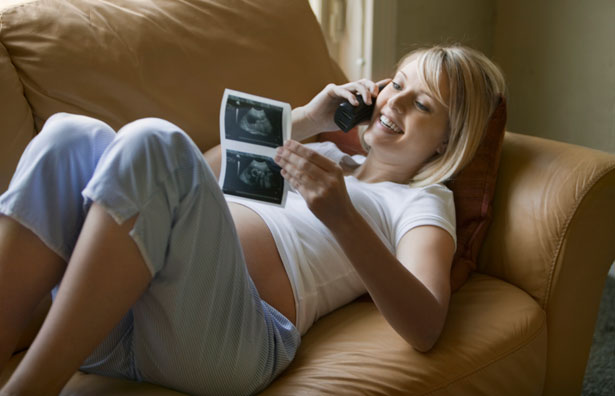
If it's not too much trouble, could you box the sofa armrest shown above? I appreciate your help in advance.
[478,131,615,395]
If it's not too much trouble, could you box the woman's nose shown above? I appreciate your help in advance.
[387,92,407,114]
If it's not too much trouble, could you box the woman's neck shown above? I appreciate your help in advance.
[351,153,421,185]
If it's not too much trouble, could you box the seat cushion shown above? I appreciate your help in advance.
[2,274,546,395]
[262,273,546,395]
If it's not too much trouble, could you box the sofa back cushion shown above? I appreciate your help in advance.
[0,0,345,190]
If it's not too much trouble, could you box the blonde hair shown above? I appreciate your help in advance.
[362,45,507,187]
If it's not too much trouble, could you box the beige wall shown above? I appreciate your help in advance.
[492,0,615,153]
[395,0,495,59]
[315,0,614,153]
[392,0,615,153]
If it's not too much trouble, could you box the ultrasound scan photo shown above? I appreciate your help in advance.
[219,89,291,206]
[224,95,283,148]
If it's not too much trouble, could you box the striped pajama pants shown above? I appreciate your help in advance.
[0,113,299,395]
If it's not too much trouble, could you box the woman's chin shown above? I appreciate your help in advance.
[364,125,400,147]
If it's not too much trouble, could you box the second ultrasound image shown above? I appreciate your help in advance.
[222,150,284,205]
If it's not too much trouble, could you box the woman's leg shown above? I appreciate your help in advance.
[0,216,64,373]
[3,116,300,395]
[0,113,116,379]
[1,205,151,396]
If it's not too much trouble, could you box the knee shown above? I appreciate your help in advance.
[36,113,116,156]
[114,118,202,169]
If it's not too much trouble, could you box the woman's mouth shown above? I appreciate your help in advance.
[379,115,403,134]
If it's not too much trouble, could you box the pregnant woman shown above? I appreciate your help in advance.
[0,45,505,395]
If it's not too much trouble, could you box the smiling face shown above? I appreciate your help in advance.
[362,58,450,180]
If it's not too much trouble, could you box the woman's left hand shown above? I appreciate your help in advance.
[274,140,355,226]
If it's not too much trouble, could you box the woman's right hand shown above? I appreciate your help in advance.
[291,78,390,141]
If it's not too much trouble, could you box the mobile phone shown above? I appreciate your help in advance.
[334,83,387,133]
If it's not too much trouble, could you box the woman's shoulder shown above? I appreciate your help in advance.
[414,182,453,198]
[388,182,455,218]
[383,181,452,199]
[385,182,457,249]
[411,183,454,206]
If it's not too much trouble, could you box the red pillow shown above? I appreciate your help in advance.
[447,98,507,291]
[319,98,507,292]
[317,127,366,156]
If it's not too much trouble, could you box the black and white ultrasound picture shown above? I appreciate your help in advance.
[223,150,284,204]
[224,95,283,148]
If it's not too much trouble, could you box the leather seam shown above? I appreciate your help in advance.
[421,313,546,395]
[0,2,37,137]
[542,163,615,309]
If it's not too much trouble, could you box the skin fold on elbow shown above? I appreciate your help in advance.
[409,328,443,353]
[402,304,449,353]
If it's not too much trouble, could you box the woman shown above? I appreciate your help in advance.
[0,45,505,395]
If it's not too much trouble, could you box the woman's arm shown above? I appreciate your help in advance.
[274,140,454,351]
[330,218,454,352]
[291,79,389,141]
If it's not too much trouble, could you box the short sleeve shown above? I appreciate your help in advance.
[393,184,457,250]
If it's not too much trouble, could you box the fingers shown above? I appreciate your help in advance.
[375,78,392,90]
[276,140,337,173]
[329,83,361,106]
[350,80,373,106]
[274,140,341,194]
[347,79,376,106]
[280,167,310,193]
[277,152,318,194]
[330,78,382,106]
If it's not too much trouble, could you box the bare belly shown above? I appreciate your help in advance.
[228,202,296,325]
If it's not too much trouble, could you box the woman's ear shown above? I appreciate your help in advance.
[436,140,448,155]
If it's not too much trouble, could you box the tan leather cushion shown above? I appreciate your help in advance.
[0,0,346,191]
[2,274,546,395]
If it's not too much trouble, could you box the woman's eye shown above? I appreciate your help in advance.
[415,101,429,112]
[392,81,401,90]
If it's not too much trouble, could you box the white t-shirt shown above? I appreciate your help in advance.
[225,142,456,335]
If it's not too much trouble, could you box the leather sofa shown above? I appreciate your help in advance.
[1,1,614,395]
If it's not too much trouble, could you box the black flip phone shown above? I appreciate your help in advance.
[334,83,387,133]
